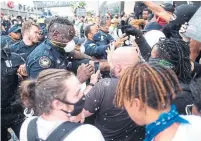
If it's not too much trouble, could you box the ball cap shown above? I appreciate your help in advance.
[171,4,198,25]
[8,25,21,34]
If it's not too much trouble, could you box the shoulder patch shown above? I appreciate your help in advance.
[39,56,51,68]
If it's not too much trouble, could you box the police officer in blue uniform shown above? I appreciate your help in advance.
[26,17,90,79]
[1,47,25,141]
[84,23,123,59]
[1,25,22,48]
[9,21,41,60]
[95,18,114,46]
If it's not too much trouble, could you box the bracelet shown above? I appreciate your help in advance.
[88,83,95,87]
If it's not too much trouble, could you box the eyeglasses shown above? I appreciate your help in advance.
[185,104,193,115]
[55,95,85,105]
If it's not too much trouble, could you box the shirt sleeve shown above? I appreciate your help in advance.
[26,56,54,79]
[84,81,105,113]
[84,43,109,57]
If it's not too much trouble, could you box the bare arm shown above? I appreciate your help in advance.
[143,1,172,23]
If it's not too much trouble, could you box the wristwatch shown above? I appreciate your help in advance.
[88,83,95,87]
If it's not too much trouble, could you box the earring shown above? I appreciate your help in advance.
[24,108,34,118]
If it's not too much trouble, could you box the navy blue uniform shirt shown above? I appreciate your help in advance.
[84,39,110,59]
[9,40,38,60]
[26,39,89,79]
[1,35,19,48]
[95,30,114,46]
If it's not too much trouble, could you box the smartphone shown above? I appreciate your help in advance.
[94,62,100,73]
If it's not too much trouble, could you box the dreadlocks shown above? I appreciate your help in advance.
[153,38,191,83]
[115,62,182,110]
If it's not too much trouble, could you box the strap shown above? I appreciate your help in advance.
[27,117,39,141]
[27,118,81,141]
[46,121,80,141]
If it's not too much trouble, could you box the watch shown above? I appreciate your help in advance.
[88,83,95,87]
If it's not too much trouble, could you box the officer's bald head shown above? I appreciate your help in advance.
[110,47,140,77]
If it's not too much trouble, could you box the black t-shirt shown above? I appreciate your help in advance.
[84,78,145,141]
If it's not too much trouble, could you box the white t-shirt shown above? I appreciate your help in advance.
[20,116,105,141]
[171,115,201,141]
[152,115,201,141]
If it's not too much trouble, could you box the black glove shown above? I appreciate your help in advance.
[124,26,143,38]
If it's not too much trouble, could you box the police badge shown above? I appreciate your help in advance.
[39,56,51,68]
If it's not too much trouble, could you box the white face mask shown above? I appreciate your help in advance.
[64,40,75,52]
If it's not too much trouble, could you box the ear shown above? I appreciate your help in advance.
[133,98,142,111]
[52,99,63,110]
[115,64,121,74]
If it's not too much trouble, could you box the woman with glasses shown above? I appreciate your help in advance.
[19,69,104,141]
[115,62,201,141]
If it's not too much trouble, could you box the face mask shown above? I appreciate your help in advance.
[149,57,174,69]
[59,95,86,117]
[64,40,75,52]
[148,57,161,64]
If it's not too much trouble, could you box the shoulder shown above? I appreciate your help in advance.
[173,115,201,141]
[97,78,118,87]
[20,116,38,141]
[65,124,104,141]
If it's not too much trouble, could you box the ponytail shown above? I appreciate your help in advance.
[20,80,36,110]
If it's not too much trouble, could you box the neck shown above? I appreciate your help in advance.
[41,110,70,122]
[88,37,94,41]
[145,107,171,125]
[23,37,33,46]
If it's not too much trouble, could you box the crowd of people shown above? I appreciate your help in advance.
[1,1,201,141]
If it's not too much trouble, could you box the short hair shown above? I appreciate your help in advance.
[143,8,151,13]
[21,21,39,35]
[84,23,95,38]
[48,16,73,33]
[99,18,107,27]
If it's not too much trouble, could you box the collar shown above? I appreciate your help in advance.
[46,39,66,58]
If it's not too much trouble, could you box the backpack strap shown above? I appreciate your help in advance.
[27,117,40,141]
[46,121,80,141]
[27,117,81,141]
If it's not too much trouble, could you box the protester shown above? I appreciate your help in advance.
[20,69,105,141]
[1,25,22,48]
[143,2,198,38]
[83,47,145,141]
[115,62,201,141]
[8,21,40,60]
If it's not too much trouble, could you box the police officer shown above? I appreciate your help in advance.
[9,21,41,60]
[1,47,25,141]
[95,18,114,46]
[84,23,126,59]
[26,16,91,79]
[1,25,22,48]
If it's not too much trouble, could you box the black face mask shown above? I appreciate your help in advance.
[148,57,161,64]
[149,57,174,69]
[57,95,85,116]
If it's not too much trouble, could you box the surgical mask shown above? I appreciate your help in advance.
[64,40,75,52]
[57,95,85,117]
